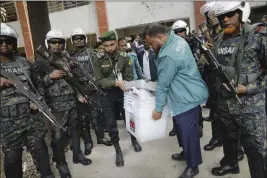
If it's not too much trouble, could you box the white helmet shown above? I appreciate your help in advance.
[210,2,250,23]
[200,2,217,16]
[1,23,18,39]
[171,20,189,35]
[45,29,66,49]
[70,28,87,44]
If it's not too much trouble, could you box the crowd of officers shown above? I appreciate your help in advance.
[0,1,266,178]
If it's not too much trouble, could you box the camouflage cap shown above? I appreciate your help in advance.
[98,30,117,42]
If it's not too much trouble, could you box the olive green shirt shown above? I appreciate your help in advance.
[93,51,134,88]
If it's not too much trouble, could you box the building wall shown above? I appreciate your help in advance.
[48,3,98,38]
[7,21,25,47]
[106,2,196,31]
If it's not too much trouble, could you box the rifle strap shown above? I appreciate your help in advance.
[14,56,40,96]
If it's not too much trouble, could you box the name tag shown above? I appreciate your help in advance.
[101,64,110,68]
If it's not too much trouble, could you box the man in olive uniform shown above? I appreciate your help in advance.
[0,23,54,178]
[94,30,142,167]
[208,2,267,178]
[69,28,112,155]
[34,29,91,178]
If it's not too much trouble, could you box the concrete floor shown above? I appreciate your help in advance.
[51,108,251,178]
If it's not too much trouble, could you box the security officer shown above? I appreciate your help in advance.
[199,1,223,151]
[93,30,142,167]
[169,20,204,138]
[34,29,91,178]
[208,2,267,177]
[0,23,54,178]
[69,28,112,155]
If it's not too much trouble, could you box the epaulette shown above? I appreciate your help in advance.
[119,51,127,57]
[96,51,105,59]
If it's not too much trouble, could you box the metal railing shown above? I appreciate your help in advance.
[47,1,90,13]
[0,2,17,22]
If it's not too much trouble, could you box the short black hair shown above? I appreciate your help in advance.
[94,41,102,49]
[141,23,167,39]
[118,38,126,43]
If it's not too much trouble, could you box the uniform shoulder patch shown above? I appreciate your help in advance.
[96,51,105,59]
[119,51,127,57]
[128,59,132,66]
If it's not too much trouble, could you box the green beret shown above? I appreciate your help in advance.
[99,30,117,42]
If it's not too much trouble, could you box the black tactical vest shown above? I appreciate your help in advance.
[0,56,31,117]
[71,48,94,82]
[214,27,263,97]
[37,56,75,102]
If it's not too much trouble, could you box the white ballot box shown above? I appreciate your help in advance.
[125,80,157,91]
[124,88,169,143]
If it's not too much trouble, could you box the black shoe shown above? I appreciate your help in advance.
[179,167,199,178]
[84,143,93,155]
[57,164,71,178]
[169,127,176,137]
[131,137,142,152]
[199,126,203,138]
[171,151,185,161]
[203,117,212,122]
[211,164,240,176]
[97,137,113,146]
[73,152,92,166]
[114,143,124,167]
[204,138,222,151]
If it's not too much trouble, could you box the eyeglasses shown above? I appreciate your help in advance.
[73,36,85,41]
[218,10,237,21]
[0,38,14,45]
[174,28,186,34]
[48,39,65,45]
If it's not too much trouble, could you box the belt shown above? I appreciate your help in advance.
[48,95,75,103]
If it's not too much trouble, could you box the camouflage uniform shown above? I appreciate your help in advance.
[34,56,83,167]
[212,24,267,178]
[0,56,53,178]
[70,47,109,144]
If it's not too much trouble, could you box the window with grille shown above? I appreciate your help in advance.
[0,1,17,22]
[47,1,90,13]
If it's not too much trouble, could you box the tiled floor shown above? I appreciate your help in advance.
[52,108,250,178]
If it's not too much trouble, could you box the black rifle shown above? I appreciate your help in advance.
[192,35,245,107]
[36,45,94,104]
[0,69,65,131]
[61,51,106,96]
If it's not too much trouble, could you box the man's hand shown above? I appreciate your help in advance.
[0,77,13,88]
[49,70,66,79]
[30,102,38,110]
[199,54,209,65]
[203,42,213,49]
[223,79,247,94]
[116,80,126,91]
[152,110,162,120]
[78,96,88,103]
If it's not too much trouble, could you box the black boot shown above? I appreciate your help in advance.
[204,137,222,151]
[84,143,93,155]
[211,164,240,176]
[179,167,199,178]
[97,137,113,146]
[114,143,124,167]
[169,126,176,136]
[73,152,92,166]
[131,135,142,152]
[171,151,185,161]
[57,163,71,178]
